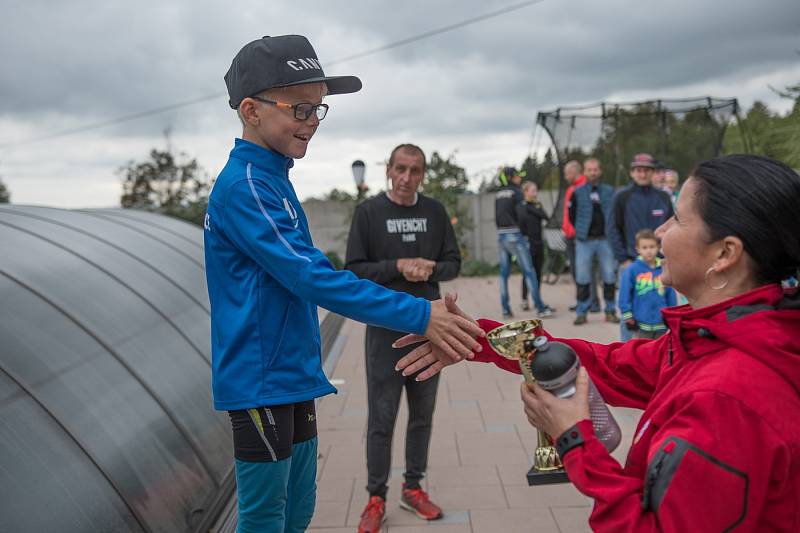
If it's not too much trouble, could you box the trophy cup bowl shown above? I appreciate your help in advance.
[486,319,570,486]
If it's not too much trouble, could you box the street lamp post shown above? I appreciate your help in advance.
[351,159,368,202]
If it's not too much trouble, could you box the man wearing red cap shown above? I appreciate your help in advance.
[607,153,674,340]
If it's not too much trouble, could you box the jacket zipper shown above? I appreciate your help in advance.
[668,335,674,366]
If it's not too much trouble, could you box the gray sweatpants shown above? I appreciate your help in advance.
[365,325,441,499]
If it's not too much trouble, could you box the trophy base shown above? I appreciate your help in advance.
[526,466,569,486]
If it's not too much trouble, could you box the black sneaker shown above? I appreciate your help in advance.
[569,304,577,312]
[502,310,514,319]
[521,301,530,311]
[573,315,587,325]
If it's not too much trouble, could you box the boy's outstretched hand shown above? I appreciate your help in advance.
[394,293,481,380]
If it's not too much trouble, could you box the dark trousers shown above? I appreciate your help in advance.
[521,240,544,302]
[365,325,440,499]
[566,236,600,309]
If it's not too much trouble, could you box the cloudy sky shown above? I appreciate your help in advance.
[1,0,798,207]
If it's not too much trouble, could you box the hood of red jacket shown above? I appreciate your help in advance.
[662,284,800,395]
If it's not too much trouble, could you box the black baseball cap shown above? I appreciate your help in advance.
[225,35,362,109]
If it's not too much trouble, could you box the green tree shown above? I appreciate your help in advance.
[724,101,776,155]
[586,102,733,187]
[322,188,356,202]
[724,88,800,168]
[317,151,474,255]
[119,147,211,226]
[422,151,473,255]
[520,149,560,190]
[0,178,10,203]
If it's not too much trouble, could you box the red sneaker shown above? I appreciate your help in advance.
[399,485,443,520]
[357,496,386,533]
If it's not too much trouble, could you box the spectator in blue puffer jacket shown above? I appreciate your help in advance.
[568,158,620,326]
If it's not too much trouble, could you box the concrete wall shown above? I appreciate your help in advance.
[303,198,352,260]
[303,190,561,264]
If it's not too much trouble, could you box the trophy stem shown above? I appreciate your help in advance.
[526,428,569,485]
[519,358,569,485]
[518,357,536,385]
[488,322,569,486]
[534,428,564,471]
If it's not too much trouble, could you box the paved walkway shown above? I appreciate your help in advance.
[310,275,643,532]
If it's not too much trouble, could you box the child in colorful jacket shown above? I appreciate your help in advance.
[619,230,676,339]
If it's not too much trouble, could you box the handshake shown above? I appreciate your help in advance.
[397,257,436,282]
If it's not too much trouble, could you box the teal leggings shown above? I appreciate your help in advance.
[235,437,318,533]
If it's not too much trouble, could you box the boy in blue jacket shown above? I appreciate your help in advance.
[205,35,482,533]
[619,229,677,339]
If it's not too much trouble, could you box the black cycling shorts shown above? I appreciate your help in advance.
[228,400,317,462]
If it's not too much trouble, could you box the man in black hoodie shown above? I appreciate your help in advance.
[495,166,555,318]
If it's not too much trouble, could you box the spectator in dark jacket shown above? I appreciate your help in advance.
[607,153,674,265]
[517,181,548,310]
[607,153,674,340]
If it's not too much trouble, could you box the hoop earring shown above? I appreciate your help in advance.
[704,267,728,291]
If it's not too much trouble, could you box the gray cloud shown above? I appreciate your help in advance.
[0,0,798,206]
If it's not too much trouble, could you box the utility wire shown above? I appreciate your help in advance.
[1,0,544,150]
[327,0,544,66]
[3,93,224,149]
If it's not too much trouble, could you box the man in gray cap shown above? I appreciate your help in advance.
[205,35,483,532]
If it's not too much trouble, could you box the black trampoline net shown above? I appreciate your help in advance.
[536,97,738,224]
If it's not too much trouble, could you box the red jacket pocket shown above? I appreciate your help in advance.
[643,436,748,532]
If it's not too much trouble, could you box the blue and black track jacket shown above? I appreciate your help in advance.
[204,139,431,410]
[618,257,677,331]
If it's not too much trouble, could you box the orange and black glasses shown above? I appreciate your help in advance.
[251,96,329,121]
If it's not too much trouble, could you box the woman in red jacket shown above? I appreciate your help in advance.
[395,154,800,531]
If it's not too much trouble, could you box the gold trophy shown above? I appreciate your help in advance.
[486,319,569,485]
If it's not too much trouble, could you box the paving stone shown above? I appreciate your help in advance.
[311,276,644,533]
[551,506,593,533]
[427,465,500,487]
[471,508,560,533]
